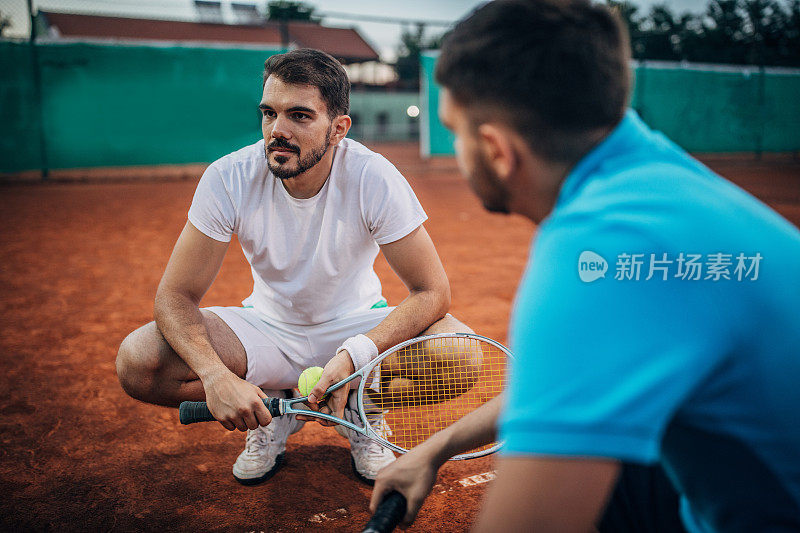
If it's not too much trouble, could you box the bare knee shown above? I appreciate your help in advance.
[116,322,174,403]
[423,313,474,335]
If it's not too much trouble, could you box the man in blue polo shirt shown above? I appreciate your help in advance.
[370,1,800,531]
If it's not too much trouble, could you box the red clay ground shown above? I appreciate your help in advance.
[1,144,798,532]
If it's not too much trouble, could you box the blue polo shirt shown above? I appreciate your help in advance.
[499,110,800,531]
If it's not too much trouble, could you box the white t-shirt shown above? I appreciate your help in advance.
[188,138,427,326]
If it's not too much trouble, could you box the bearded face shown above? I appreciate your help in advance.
[465,143,511,215]
[265,122,333,180]
[260,76,337,181]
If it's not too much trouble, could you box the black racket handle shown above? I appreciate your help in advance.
[178,397,282,424]
[361,491,407,533]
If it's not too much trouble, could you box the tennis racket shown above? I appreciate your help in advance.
[180,332,511,459]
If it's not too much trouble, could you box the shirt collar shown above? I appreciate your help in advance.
[554,109,650,209]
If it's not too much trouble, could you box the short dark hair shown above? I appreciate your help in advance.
[436,0,631,163]
[263,48,350,118]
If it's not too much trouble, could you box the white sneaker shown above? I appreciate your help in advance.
[336,397,396,485]
[232,414,304,486]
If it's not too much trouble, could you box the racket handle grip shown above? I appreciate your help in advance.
[179,398,281,424]
[361,491,407,533]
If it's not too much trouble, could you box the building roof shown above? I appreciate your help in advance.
[39,11,380,63]
[285,21,376,62]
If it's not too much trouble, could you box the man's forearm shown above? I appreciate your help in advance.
[365,287,449,352]
[153,289,228,380]
[422,393,504,466]
[369,392,505,523]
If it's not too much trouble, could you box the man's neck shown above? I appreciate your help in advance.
[281,146,336,199]
[514,127,612,223]
[511,153,571,224]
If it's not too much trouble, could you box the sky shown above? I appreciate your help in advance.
[2,0,707,60]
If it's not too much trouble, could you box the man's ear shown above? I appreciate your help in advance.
[330,115,352,144]
[477,123,518,181]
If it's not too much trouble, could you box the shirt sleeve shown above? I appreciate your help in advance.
[187,163,237,243]
[500,218,731,464]
[360,155,428,245]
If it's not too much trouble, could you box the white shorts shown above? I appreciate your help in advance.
[203,305,393,392]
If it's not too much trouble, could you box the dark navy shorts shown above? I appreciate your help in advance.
[599,463,687,533]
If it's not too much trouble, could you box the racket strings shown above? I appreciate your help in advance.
[364,336,507,456]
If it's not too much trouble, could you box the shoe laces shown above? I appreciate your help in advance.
[343,406,389,456]
[243,428,269,454]
[341,405,364,435]
[365,437,390,459]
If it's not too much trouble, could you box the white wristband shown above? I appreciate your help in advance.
[337,334,378,371]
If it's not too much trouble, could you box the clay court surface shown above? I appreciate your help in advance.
[1,143,799,531]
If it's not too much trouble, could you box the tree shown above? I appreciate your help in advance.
[638,4,692,60]
[786,0,800,64]
[607,0,800,67]
[394,24,444,89]
[739,0,788,65]
[608,1,647,58]
[267,1,319,48]
[267,1,319,23]
[700,0,798,65]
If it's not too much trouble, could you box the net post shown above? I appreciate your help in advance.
[27,0,48,181]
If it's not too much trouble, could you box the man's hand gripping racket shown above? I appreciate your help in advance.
[178,332,512,532]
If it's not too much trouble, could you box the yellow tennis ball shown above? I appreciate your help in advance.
[298,366,325,398]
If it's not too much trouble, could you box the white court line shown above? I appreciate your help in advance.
[308,508,349,523]
[306,471,497,524]
[438,470,497,493]
[457,471,497,487]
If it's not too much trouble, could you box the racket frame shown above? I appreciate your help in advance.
[275,332,512,459]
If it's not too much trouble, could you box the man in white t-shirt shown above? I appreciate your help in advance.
[115,48,470,486]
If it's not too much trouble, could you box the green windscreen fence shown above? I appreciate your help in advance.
[1,42,43,172]
[5,45,798,172]
[631,63,800,153]
[1,41,283,173]
[421,51,800,156]
[420,52,455,157]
